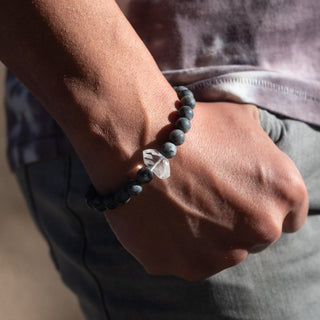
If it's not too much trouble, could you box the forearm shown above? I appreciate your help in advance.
[0,0,176,192]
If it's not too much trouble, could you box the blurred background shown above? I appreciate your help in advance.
[0,63,85,320]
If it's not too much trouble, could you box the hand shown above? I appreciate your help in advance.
[105,102,309,281]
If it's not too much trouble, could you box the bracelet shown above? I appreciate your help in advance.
[85,86,196,211]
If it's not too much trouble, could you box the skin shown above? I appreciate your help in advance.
[0,0,309,281]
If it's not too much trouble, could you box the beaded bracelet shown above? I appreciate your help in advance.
[85,86,196,211]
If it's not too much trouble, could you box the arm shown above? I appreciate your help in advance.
[0,0,176,192]
[0,0,309,280]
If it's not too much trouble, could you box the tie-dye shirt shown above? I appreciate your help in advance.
[5,0,320,169]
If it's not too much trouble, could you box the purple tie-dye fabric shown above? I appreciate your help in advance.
[5,0,320,169]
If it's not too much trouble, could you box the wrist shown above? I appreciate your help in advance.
[68,77,178,194]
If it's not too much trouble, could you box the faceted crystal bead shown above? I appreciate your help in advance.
[143,149,170,179]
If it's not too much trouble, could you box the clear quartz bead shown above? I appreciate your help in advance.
[142,149,170,179]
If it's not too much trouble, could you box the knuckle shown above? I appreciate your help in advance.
[249,213,282,245]
[279,163,307,207]
[224,249,248,267]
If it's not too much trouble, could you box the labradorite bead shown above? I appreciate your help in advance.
[169,129,185,145]
[178,89,194,100]
[115,189,131,204]
[181,95,196,109]
[103,195,118,210]
[178,106,193,120]
[92,196,106,211]
[126,179,143,196]
[160,142,177,158]
[175,117,191,133]
[137,167,153,184]
[175,85,188,92]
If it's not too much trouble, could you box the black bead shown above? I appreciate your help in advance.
[181,95,196,109]
[137,167,153,184]
[175,117,191,133]
[103,195,118,210]
[126,179,143,196]
[115,189,131,204]
[178,89,194,100]
[175,85,188,92]
[92,196,106,211]
[178,106,194,120]
[169,129,185,145]
[160,142,177,158]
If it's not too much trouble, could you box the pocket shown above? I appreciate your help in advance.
[258,108,320,212]
[258,108,285,145]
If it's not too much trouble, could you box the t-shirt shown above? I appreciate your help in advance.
[5,0,320,169]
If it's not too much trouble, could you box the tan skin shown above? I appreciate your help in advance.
[0,0,308,281]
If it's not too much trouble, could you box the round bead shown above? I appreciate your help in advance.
[103,195,119,210]
[160,142,177,158]
[91,196,106,211]
[181,95,196,109]
[115,189,131,204]
[137,167,153,184]
[178,89,194,100]
[175,117,191,133]
[175,85,188,92]
[126,179,143,196]
[178,106,194,120]
[169,129,185,146]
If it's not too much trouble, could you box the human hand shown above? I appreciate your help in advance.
[104,102,309,281]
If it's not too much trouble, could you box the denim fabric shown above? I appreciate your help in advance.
[15,109,320,320]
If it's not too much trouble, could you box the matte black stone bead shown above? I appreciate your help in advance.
[169,129,185,145]
[126,179,143,196]
[115,189,131,204]
[103,195,119,210]
[85,185,97,208]
[137,167,153,184]
[178,106,194,120]
[92,196,106,211]
[175,85,188,92]
[175,117,191,133]
[160,142,177,158]
[181,95,196,109]
[178,89,194,100]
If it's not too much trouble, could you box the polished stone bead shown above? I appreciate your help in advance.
[178,106,194,120]
[181,95,196,109]
[175,117,191,133]
[160,142,177,159]
[115,189,131,204]
[137,167,153,184]
[169,129,185,145]
[126,179,143,196]
[103,195,118,210]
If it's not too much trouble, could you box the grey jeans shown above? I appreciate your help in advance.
[15,109,320,320]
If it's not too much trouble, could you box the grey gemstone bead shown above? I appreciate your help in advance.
[115,189,131,204]
[178,89,194,100]
[181,95,196,109]
[175,85,188,92]
[160,142,177,158]
[103,195,118,210]
[178,106,194,120]
[91,196,106,211]
[169,129,185,145]
[175,117,191,133]
[137,167,153,184]
[126,179,143,196]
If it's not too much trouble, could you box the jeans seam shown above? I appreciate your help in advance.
[64,156,111,320]
[23,164,61,270]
